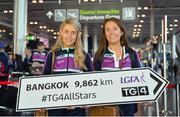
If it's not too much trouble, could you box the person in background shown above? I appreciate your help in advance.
[23,47,33,75]
[7,52,14,73]
[0,42,9,81]
[13,54,23,72]
[0,43,19,116]
[157,60,163,77]
[0,43,12,115]
[43,18,92,116]
[90,18,141,116]
[4,44,12,53]
[32,42,47,74]
[32,42,47,65]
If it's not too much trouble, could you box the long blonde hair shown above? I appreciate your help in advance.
[51,18,87,70]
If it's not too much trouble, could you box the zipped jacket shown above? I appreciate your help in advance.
[43,48,92,75]
[94,46,141,71]
[93,46,141,116]
[32,50,47,64]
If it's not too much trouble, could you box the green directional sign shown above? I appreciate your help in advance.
[46,2,138,23]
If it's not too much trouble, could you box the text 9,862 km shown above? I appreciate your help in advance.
[74,79,113,88]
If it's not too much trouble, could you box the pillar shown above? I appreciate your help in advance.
[93,34,98,54]
[82,24,88,53]
[14,0,28,58]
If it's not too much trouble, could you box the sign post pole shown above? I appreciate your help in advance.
[162,15,168,116]
[177,84,180,116]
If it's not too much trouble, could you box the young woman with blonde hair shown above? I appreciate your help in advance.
[43,18,92,116]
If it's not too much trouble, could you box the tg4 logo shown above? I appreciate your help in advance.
[122,86,149,97]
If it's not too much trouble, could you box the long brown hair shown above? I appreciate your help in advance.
[94,18,128,64]
[51,18,87,70]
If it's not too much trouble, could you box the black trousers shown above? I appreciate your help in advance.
[0,86,18,108]
[118,103,136,116]
[0,86,21,116]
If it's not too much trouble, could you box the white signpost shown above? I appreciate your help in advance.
[16,67,168,112]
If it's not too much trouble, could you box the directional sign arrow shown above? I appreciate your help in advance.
[16,67,168,111]
[148,69,168,101]
[46,11,53,19]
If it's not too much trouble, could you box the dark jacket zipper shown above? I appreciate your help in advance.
[67,49,69,71]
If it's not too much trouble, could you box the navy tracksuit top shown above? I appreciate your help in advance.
[32,50,47,64]
[93,46,141,116]
[43,48,92,75]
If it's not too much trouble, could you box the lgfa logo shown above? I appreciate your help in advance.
[120,72,146,84]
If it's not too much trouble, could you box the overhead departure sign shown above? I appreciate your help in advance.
[46,2,138,22]
[16,67,168,112]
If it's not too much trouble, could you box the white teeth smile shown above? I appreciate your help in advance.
[66,39,72,42]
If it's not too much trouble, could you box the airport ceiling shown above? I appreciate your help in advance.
[0,0,180,48]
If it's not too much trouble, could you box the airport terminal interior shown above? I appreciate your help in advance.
[0,0,180,116]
